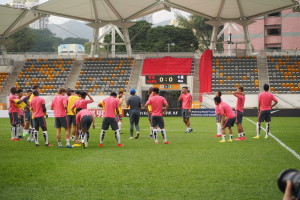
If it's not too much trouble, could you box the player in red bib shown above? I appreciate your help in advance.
[178,86,193,133]
[8,87,22,141]
[145,87,169,144]
[214,96,236,143]
[75,108,95,148]
[233,86,246,141]
[253,84,278,139]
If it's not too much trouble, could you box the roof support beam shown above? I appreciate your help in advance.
[216,0,225,18]
[91,0,99,21]
[104,0,123,20]
[2,10,27,37]
[125,1,161,21]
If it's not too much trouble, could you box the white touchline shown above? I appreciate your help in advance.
[245,117,300,161]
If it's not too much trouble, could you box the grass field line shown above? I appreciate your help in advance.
[245,117,300,161]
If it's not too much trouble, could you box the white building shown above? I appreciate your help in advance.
[58,44,85,55]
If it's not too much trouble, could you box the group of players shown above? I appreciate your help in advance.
[8,82,278,147]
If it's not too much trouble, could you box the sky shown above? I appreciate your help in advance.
[0,0,189,24]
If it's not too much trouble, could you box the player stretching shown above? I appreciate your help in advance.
[126,89,142,139]
[116,91,124,133]
[75,108,95,148]
[66,89,80,142]
[51,88,72,148]
[145,87,169,144]
[71,91,94,114]
[9,87,21,141]
[30,90,52,146]
[253,84,278,139]
[233,86,246,141]
[98,92,123,147]
[214,96,236,143]
[178,86,193,133]
[213,91,222,137]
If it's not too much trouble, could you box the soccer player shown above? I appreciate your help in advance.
[98,92,123,147]
[30,90,52,146]
[146,87,154,137]
[126,89,142,139]
[116,91,124,133]
[22,90,33,139]
[214,96,236,143]
[75,108,95,148]
[51,88,72,148]
[213,91,222,137]
[8,87,21,141]
[71,91,94,114]
[233,86,246,141]
[145,87,169,144]
[178,86,193,133]
[253,84,278,139]
[16,89,26,138]
[66,89,80,142]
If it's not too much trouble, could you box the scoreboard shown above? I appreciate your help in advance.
[145,75,187,84]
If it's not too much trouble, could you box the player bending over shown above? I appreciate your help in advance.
[75,108,95,148]
[253,84,278,139]
[98,92,123,147]
[145,87,169,144]
[214,96,236,143]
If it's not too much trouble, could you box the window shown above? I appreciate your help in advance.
[266,28,281,36]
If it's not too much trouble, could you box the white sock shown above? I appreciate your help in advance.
[100,130,106,144]
[256,122,261,136]
[222,135,226,141]
[217,123,222,135]
[43,131,48,144]
[84,133,88,147]
[118,122,122,130]
[161,129,167,142]
[241,132,245,137]
[115,129,121,144]
[153,129,158,141]
[150,126,153,135]
[265,123,270,136]
[57,141,62,147]
[66,139,70,146]
[11,126,16,139]
[229,134,233,140]
[34,130,38,144]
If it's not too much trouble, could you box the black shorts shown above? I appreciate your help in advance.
[102,117,118,131]
[81,115,93,131]
[151,116,165,128]
[224,117,235,128]
[258,110,271,123]
[24,111,31,122]
[55,117,68,129]
[67,115,76,126]
[19,115,24,124]
[215,114,222,123]
[235,111,243,124]
[9,112,19,126]
[33,117,47,129]
[182,109,191,119]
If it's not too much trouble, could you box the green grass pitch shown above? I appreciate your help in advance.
[0,116,299,200]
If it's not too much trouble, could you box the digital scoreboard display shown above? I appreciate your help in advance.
[145,75,187,84]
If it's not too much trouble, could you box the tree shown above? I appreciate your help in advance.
[177,15,224,51]
[104,20,152,52]
[29,29,62,52]
[6,27,35,52]
[145,25,198,52]
[62,37,89,45]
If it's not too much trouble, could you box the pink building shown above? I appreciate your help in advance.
[224,9,300,51]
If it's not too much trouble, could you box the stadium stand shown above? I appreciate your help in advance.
[267,55,300,93]
[15,58,75,95]
[212,56,259,93]
[76,57,134,95]
[0,72,9,92]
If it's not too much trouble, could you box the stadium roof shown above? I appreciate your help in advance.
[33,0,298,22]
[0,5,41,39]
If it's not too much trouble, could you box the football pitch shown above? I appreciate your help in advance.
[0,116,299,200]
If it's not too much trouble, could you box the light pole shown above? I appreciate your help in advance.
[167,42,175,54]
